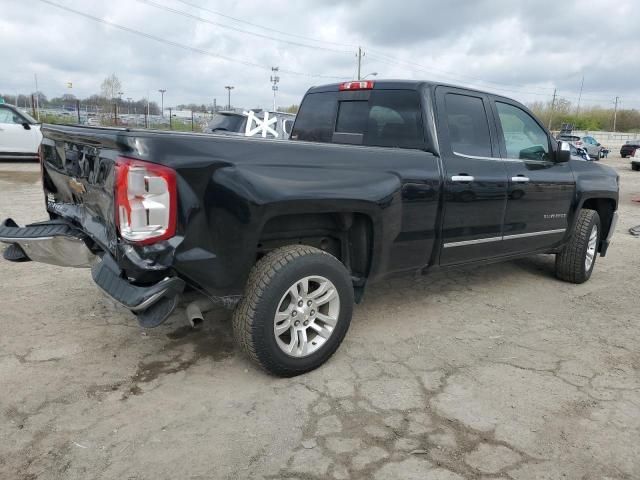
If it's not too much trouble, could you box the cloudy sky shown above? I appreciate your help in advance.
[1,0,639,110]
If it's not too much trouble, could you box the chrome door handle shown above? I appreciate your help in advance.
[511,176,530,183]
[451,175,475,182]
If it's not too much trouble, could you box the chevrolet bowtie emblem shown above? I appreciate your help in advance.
[68,177,86,195]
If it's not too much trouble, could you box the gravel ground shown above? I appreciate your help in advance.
[0,155,639,480]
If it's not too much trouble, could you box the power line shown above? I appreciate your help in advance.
[137,0,352,54]
[366,51,557,93]
[35,0,347,80]
[172,0,357,49]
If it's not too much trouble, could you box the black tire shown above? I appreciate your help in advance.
[632,163,640,171]
[232,245,354,377]
[555,209,600,284]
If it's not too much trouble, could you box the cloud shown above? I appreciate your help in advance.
[1,0,638,109]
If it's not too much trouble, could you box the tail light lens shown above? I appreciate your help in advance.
[115,156,177,245]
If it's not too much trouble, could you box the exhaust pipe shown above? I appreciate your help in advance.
[185,298,215,328]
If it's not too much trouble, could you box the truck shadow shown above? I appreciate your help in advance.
[128,254,558,386]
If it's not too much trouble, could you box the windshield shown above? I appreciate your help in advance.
[207,114,245,132]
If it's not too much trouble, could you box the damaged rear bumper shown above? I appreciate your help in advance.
[1,218,184,327]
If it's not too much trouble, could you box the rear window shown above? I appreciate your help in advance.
[208,114,246,133]
[291,90,424,149]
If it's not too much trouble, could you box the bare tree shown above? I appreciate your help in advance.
[100,74,122,100]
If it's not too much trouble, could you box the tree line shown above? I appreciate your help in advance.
[528,98,640,132]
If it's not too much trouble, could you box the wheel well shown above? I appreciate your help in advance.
[257,212,373,282]
[581,198,616,246]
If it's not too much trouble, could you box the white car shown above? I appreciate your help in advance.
[0,104,42,161]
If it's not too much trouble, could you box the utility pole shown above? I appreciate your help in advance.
[548,88,557,130]
[213,98,217,114]
[168,107,172,129]
[34,74,40,120]
[225,86,234,110]
[356,46,364,80]
[270,67,280,112]
[127,97,132,115]
[158,89,166,117]
[613,96,619,132]
[576,76,584,116]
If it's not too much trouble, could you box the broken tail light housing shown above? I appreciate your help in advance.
[339,81,374,91]
[115,156,177,245]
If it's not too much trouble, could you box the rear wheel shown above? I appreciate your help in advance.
[555,209,600,284]
[632,163,640,171]
[233,245,354,377]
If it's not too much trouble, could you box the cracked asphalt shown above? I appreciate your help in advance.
[1,155,639,480]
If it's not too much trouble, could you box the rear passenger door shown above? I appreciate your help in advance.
[490,98,575,254]
[435,87,509,265]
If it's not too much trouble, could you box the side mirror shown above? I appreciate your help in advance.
[556,141,571,163]
[596,142,601,146]
[22,122,31,130]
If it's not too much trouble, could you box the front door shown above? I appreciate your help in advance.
[0,106,38,154]
[491,99,575,254]
[435,87,509,265]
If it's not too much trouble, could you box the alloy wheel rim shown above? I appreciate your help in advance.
[273,275,340,358]
[585,225,598,271]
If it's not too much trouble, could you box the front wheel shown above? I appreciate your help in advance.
[233,245,354,377]
[555,209,600,284]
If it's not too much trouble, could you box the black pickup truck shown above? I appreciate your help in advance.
[0,80,619,376]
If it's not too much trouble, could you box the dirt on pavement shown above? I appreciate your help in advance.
[0,156,639,480]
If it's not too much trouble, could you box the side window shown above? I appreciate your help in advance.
[0,107,19,124]
[444,93,492,157]
[364,90,424,149]
[291,92,338,143]
[496,102,550,161]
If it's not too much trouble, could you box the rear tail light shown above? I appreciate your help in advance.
[115,156,177,245]
[339,81,374,91]
[575,141,583,146]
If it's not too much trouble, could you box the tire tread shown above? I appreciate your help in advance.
[555,209,599,284]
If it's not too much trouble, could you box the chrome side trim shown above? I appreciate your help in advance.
[606,211,619,242]
[443,236,503,248]
[502,229,566,240]
[444,229,566,248]
[453,151,550,164]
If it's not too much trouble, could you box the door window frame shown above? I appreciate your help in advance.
[488,96,554,163]
[434,86,501,161]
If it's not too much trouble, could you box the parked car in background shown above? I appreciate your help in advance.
[0,104,42,161]
[632,149,640,171]
[570,144,592,161]
[620,139,640,158]
[205,110,295,139]
[557,134,603,160]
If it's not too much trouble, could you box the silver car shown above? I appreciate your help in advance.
[557,134,603,160]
